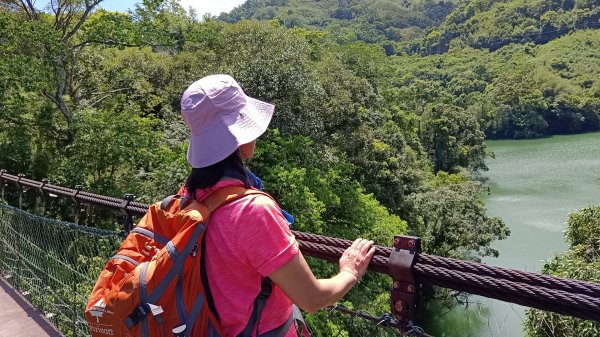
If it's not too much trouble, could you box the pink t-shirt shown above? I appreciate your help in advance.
[194,180,299,337]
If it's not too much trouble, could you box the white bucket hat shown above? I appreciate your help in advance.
[180,74,274,168]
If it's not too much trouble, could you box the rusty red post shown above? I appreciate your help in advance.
[388,235,421,332]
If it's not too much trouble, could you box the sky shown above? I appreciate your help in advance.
[101,0,247,17]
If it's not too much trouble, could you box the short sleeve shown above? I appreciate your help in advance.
[236,195,299,276]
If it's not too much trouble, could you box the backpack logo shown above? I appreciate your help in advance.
[88,299,116,336]
[89,299,107,322]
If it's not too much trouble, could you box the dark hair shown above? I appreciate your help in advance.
[185,150,253,199]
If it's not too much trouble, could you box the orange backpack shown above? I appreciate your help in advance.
[85,186,293,337]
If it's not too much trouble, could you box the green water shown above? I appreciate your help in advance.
[426,132,600,337]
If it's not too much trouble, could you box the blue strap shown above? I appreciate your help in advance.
[131,227,169,246]
[183,290,206,334]
[147,222,206,304]
[176,270,187,325]
[110,254,139,267]
[140,262,150,337]
[245,169,294,226]
[160,195,178,211]
[166,241,180,261]
[223,168,295,226]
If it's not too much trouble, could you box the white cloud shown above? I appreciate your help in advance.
[178,0,246,17]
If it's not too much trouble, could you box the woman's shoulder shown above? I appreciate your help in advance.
[236,191,282,218]
[246,191,278,206]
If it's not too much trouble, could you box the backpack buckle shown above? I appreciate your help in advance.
[124,303,150,329]
[259,278,273,299]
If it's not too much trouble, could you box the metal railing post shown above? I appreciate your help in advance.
[16,173,25,209]
[120,193,135,233]
[0,169,6,202]
[71,185,83,224]
[38,179,49,215]
[388,235,421,333]
[0,170,5,220]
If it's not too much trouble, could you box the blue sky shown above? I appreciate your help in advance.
[101,0,246,17]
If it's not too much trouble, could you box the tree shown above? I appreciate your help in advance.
[525,207,600,337]
[2,0,104,132]
[420,104,488,172]
[407,173,509,261]
[0,9,63,176]
[51,107,160,199]
[485,64,549,139]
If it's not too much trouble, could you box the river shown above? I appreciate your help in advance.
[424,132,600,337]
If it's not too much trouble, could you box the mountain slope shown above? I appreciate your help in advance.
[407,0,600,53]
[219,0,461,44]
[218,0,599,55]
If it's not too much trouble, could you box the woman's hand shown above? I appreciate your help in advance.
[269,238,377,313]
[339,238,376,283]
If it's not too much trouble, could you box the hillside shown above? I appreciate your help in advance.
[219,0,462,45]
[389,29,600,138]
[219,0,600,54]
[420,0,600,53]
[216,0,600,139]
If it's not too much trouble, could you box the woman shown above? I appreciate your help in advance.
[180,74,375,337]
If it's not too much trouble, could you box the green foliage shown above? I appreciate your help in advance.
[81,10,138,46]
[420,104,487,172]
[416,0,600,53]
[253,130,406,243]
[51,107,160,198]
[219,0,462,45]
[408,172,509,261]
[525,207,600,336]
[389,31,600,139]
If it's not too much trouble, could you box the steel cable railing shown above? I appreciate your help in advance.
[299,239,600,322]
[1,171,599,324]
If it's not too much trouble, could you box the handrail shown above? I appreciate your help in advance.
[1,171,599,323]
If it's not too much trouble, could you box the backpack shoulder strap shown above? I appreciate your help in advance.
[238,278,272,337]
[201,186,271,213]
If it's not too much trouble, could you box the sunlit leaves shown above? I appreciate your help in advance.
[525,207,600,337]
[52,107,160,196]
[407,175,509,261]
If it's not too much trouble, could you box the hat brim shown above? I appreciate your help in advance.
[187,97,274,168]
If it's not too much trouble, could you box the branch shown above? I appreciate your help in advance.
[63,0,103,42]
[89,88,131,96]
[87,88,131,107]
[41,89,73,125]
[72,39,171,50]
[52,0,62,30]
[60,3,75,37]
[45,125,69,142]
[3,114,24,125]
[72,39,143,49]
[23,0,35,15]
[41,90,61,107]
[10,0,37,20]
